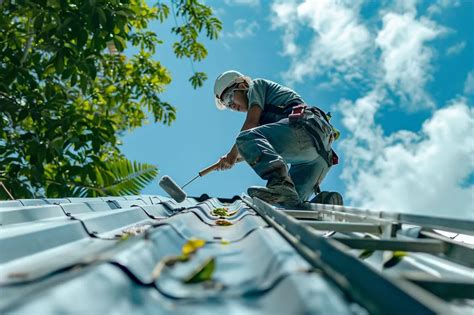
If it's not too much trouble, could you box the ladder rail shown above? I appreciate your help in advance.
[245,197,450,315]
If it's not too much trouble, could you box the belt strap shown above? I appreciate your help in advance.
[300,118,339,166]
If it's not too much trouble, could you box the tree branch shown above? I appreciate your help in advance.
[20,20,34,65]
[0,182,15,200]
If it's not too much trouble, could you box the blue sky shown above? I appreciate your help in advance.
[121,0,473,219]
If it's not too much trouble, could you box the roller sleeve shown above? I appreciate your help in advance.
[159,175,187,203]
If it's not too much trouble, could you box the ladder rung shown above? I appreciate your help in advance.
[402,274,474,300]
[301,221,382,234]
[333,237,446,253]
[283,210,319,220]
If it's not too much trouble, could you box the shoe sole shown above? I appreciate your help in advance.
[311,191,344,206]
[248,187,301,207]
[248,187,281,203]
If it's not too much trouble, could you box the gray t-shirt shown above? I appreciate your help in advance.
[247,79,305,124]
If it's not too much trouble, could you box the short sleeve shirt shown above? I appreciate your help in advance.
[247,79,305,124]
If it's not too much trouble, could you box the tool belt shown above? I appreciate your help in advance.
[289,104,339,166]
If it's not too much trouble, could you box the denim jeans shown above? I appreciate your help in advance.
[236,117,331,201]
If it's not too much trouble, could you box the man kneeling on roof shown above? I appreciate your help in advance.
[213,70,343,208]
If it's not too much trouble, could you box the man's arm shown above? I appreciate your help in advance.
[243,104,263,129]
[218,105,262,169]
[228,105,262,157]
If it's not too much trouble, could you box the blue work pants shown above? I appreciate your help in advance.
[236,117,331,201]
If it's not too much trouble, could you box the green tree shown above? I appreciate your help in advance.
[0,0,222,198]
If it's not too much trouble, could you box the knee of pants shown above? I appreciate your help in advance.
[236,129,263,166]
[236,129,255,143]
[236,129,257,152]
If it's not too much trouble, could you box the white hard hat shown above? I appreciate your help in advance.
[214,70,244,109]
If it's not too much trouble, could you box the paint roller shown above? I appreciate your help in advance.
[159,161,221,203]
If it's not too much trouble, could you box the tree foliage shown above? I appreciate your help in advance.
[70,158,159,197]
[0,0,222,198]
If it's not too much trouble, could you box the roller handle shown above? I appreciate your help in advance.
[198,161,220,177]
[198,156,245,177]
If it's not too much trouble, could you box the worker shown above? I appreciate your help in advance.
[214,70,340,207]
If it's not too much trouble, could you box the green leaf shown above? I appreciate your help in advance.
[70,73,78,86]
[104,85,116,94]
[97,8,106,25]
[383,251,407,269]
[358,249,375,260]
[77,29,88,47]
[0,0,221,198]
[113,36,127,51]
[183,257,216,284]
[62,66,75,80]
[87,62,97,79]
[80,75,88,92]
[34,14,44,30]
[211,207,229,217]
[51,137,64,153]
[155,3,170,22]
[44,64,56,75]
[54,52,65,73]
[189,72,207,89]
[48,0,60,8]
[182,238,206,256]
[69,158,158,196]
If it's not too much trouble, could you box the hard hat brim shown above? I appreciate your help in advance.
[215,96,227,110]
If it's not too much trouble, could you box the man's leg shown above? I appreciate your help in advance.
[236,119,319,206]
[289,156,330,201]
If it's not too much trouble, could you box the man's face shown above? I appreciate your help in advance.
[227,83,248,112]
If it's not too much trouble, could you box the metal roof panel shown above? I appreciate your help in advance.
[1,194,472,314]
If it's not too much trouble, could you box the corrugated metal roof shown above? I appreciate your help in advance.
[0,195,352,314]
[0,195,473,314]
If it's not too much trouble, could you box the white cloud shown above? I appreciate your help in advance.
[464,70,474,95]
[224,0,260,6]
[338,93,474,219]
[392,0,419,15]
[270,0,372,84]
[226,19,260,39]
[376,13,445,110]
[269,1,449,107]
[267,0,472,219]
[270,0,299,56]
[446,41,466,56]
[427,0,461,16]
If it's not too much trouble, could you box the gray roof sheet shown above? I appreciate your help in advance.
[0,195,472,314]
[0,195,352,314]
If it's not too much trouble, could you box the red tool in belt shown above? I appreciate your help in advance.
[289,104,308,123]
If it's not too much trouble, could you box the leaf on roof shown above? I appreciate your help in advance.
[383,251,407,269]
[8,272,29,279]
[119,234,131,241]
[211,207,229,217]
[215,219,232,226]
[151,238,206,281]
[151,255,189,280]
[358,249,375,260]
[118,224,152,240]
[182,238,206,256]
[183,257,216,284]
[151,260,167,280]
